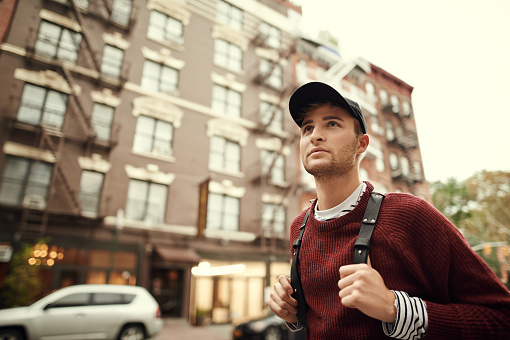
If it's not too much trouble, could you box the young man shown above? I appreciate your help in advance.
[268,82,510,339]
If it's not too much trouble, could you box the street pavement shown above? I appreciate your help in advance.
[155,318,233,340]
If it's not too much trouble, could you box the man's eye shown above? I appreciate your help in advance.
[327,121,339,127]
[303,126,313,133]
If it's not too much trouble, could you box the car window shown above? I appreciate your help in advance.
[91,293,136,305]
[48,293,90,308]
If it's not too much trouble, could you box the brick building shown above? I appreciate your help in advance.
[0,0,428,324]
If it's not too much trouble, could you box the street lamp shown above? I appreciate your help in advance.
[106,209,124,283]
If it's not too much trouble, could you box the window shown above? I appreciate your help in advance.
[206,193,239,231]
[17,83,68,129]
[101,45,124,79]
[147,10,183,43]
[260,59,282,89]
[401,157,409,176]
[216,0,243,30]
[385,121,395,141]
[259,22,280,49]
[34,21,82,62]
[211,85,241,118]
[91,103,114,141]
[111,0,132,26]
[209,136,240,173]
[389,153,399,171]
[262,203,285,237]
[125,179,168,223]
[214,39,242,71]
[402,100,412,116]
[261,150,284,184]
[0,156,53,207]
[296,59,307,83]
[260,101,283,131]
[49,293,90,308]
[91,293,135,305]
[390,95,400,113]
[132,116,173,157]
[379,89,388,106]
[141,60,178,94]
[63,0,89,9]
[79,170,104,215]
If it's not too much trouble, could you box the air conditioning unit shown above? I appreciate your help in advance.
[23,194,46,210]
[0,245,13,262]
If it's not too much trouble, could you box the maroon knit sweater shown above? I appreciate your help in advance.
[290,182,510,339]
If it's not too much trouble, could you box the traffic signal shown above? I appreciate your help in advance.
[483,243,492,256]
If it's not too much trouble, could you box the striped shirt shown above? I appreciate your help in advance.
[288,182,428,339]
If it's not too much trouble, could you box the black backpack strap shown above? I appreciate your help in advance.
[353,192,385,264]
[290,209,310,329]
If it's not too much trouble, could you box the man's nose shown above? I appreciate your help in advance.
[310,127,324,142]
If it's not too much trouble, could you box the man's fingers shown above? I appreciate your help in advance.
[277,275,294,296]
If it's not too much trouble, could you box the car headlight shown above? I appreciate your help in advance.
[249,320,268,333]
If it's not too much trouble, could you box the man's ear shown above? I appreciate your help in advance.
[357,134,369,154]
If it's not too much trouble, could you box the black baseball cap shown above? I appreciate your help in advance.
[289,82,367,134]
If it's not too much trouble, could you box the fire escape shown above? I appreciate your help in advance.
[250,31,300,252]
[383,103,421,194]
[12,0,128,234]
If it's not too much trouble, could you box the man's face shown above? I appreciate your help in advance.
[299,104,364,179]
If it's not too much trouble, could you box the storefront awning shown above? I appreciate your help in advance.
[155,246,201,264]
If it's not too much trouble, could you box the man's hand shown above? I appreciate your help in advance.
[338,257,396,323]
[268,275,299,324]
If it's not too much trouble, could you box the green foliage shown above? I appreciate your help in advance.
[431,171,510,281]
[1,242,42,308]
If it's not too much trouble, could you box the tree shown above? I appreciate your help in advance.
[430,177,474,228]
[1,242,42,308]
[431,171,510,286]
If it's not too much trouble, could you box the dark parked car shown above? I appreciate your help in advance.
[233,310,305,340]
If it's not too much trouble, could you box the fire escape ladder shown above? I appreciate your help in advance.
[40,127,82,215]
[20,199,50,235]
[69,1,102,73]
[59,62,97,145]
[100,0,113,17]
[394,111,416,193]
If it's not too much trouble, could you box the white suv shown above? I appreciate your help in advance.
[0,284,163,340]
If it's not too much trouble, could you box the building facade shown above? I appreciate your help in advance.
[0,0,429,324]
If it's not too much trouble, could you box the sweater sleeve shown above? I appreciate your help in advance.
[405,198,510,339]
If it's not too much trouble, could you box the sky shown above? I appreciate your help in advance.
[296,0,510,182]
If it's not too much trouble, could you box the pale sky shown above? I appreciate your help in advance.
[297,0,510,182]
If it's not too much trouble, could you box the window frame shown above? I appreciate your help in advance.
[78,170,104,215]
[206,192,240,231]
[141,60,179,94]
[211,85,242,118]
[147,10,183,44]
[132,115,174,157]
[125,179,168,224]
[0,156,54,207]
[34,20,82,62]
[17,83,69,130]
[209,135,241,173]
[216,0,243,31]
[214,39,243,71]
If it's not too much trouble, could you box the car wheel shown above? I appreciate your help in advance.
[0,329,24,340]
[118,324,145,340]
[264,326,282,340]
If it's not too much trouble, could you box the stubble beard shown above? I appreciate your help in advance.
[303,139,359,181]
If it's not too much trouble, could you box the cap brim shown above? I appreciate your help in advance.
[289,82,366,134]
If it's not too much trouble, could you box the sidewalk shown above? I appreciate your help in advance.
[157,318,232,340]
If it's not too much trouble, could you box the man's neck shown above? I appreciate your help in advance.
[315,174,362,211]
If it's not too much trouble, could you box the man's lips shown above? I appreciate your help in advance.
[308,147,328,156]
